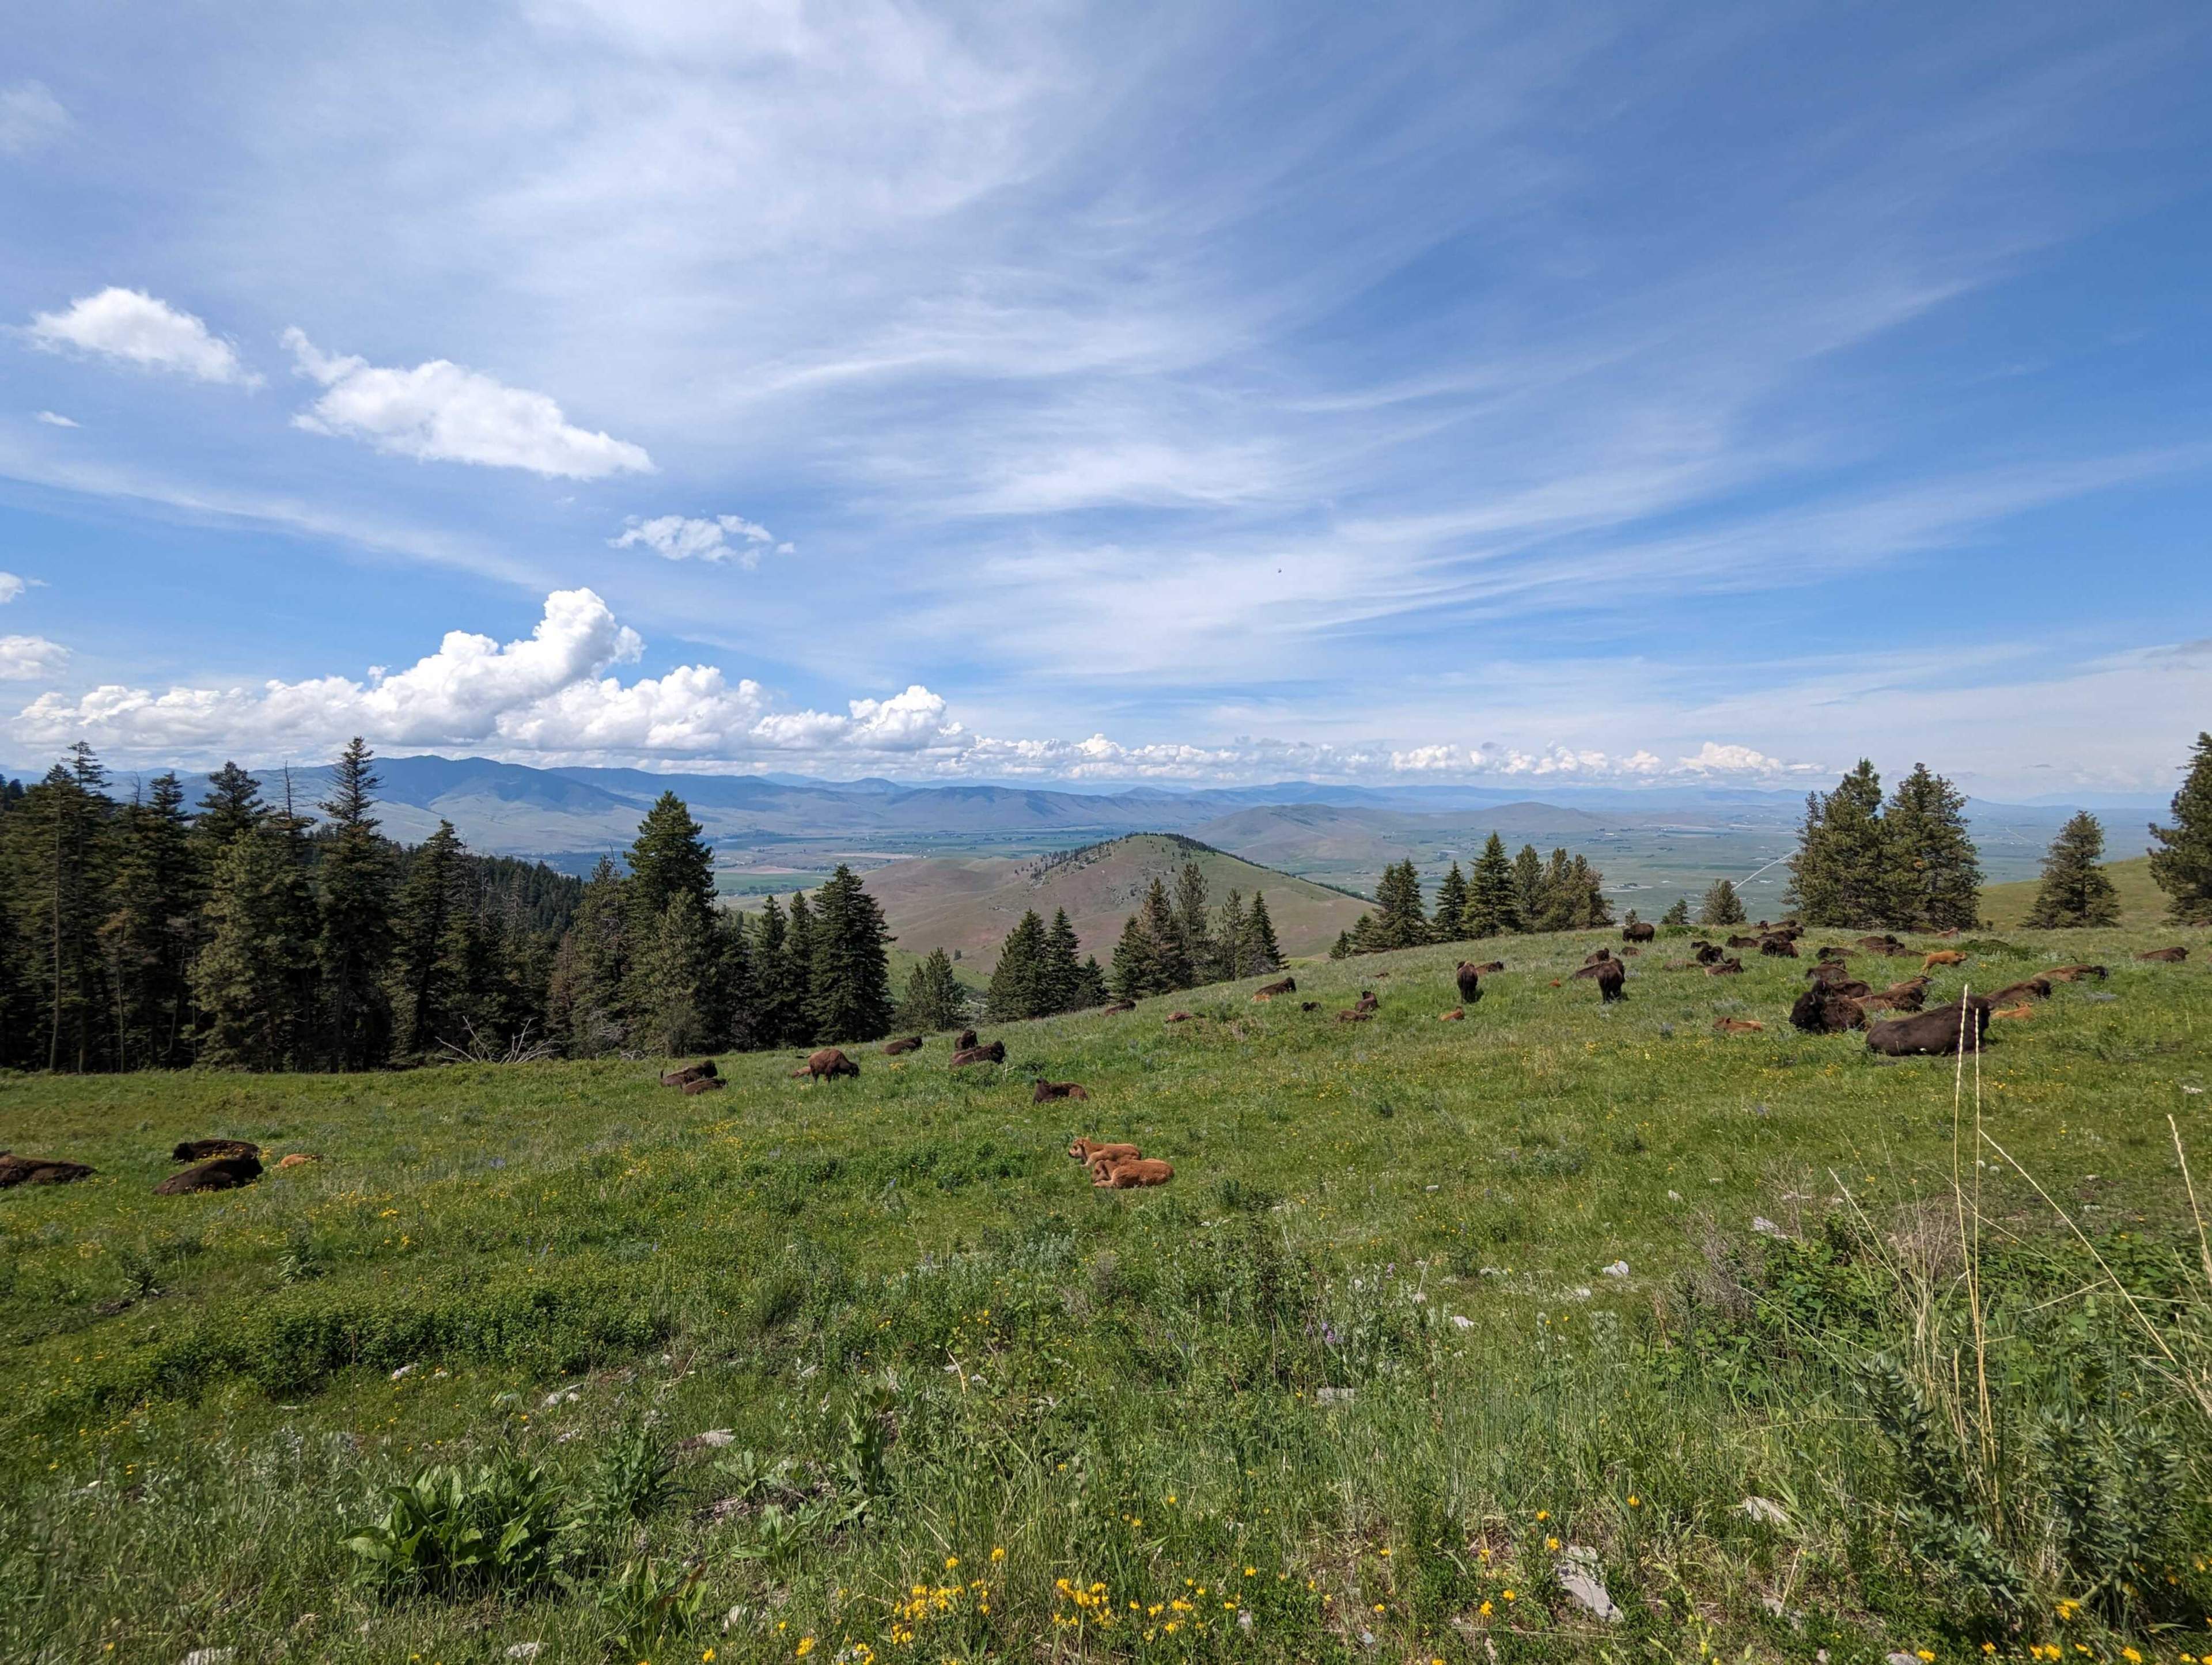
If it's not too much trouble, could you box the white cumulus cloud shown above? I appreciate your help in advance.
[284,329,653,479]
[0,635,66,681]
[0,574,28,605]
[26,288,256,385]
[0,81,69,157]
[1676,741,1820,776]
[34,410,78,428]
[611,513,791,566]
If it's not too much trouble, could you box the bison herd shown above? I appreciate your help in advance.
[1,1137,321,1196]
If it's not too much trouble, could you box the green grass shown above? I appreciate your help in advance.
[1978,857,2169,930]
[2,923,2209,1663]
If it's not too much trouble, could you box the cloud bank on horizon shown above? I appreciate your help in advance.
[2,7,2210,798]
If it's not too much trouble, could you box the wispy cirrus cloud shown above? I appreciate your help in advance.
[611,513,792,566]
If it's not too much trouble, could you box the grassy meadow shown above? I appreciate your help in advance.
[2,923,2209,1664]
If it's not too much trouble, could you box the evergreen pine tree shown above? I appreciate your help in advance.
[1071,954,1109,1008]
[987,909,1049,1019]
[1111,893,1170,999]
[1511,844,1544,933]
[1328,928,1353,959]
[99,773,200,1068]
[1042,908,1085,1011]
[1788,760,1889,926]
[804,865,895,1042]
[392,821,468,1057]
[1432,862,1470,942]
[1566,855,1613,927]
[748,894,802,1047]
[317,737,395,1069]
[1170,861,1213,984]
[1883,763,1982,931]
[709,908,758,1050]
[550,856,629,1057]
[1242,889,1284,973]
[1660,896,1691,927]
[1465,833,1521,938]
[1214,890,1247,980]
[1143,877,1191,990]
[899,947,969,1031]
[194,761,267,852]
[2023,811,2119,928]
[2149,732,2212,926]
[632,892,716,1056]
[1698,878,1747,926]
[192,822,321,1069]
[785,892,819,1042]
[1531,848,1577,933]
[9,747,116,1072]
[1370,859,1429,949]
[627,792,715,927]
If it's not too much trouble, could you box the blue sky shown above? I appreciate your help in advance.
[2,3,2209,799]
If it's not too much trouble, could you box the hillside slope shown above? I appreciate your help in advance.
[1978,855,2167,928]
[863,832,1369,969]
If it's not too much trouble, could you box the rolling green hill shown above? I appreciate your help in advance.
[862,832,1371,970]
[1978,855,2168,928]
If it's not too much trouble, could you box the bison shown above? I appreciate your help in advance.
[1790,987,1866,1034]
[1165,1011,1195,1023]
[1069,1138,1139,1165]
[2138,946,2188,964]
[1706,957,1745,976]
[1726,934,1760,949]
[660,1059,718,1087]
[1252,976,1297,1000]
[1623,920,1656,943]
[1472,960,1505,974]
[1592,960,1626,1002]
[1335,1008,1373,1023]
[276,1151,321,1170]
[1991,1003,2035,1022]
[1582,948,1613,966]
[1759,935,1799,958]
[1693,942,1724,965]
[1092,1156,1175,1189]
[1300,1000,1321,1012]
[791,1048,860,1080]
[1354,990,1380,1012]
[153,1154,262,1195]
[1713,1018,1764,1035]
[1983,977,2052,1006]
[1437,1007,1464,1021]
[1033,1080,1090,1102]
[955,1028,979,1050]
[2047,964,2108,983]
[1922,950,1968,970]
[1866,998,1990,1058]
[951,1041,1006,1067]
[1104,1000,1136,1014]
[1455,962,1484,1003]
[0,1152,94,1188]
[682,1075,725,1095]
[172,1138,259,1163]
[1857,934,1908,956]
[881,1036,925,1055]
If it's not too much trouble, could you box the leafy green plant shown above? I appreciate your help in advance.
[586,1414,676,1529]
[598,1555,707,1656]
[345,1455,573,1597]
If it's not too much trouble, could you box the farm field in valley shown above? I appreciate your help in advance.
[2,924,2207,1663]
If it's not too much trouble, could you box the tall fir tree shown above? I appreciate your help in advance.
[627,792,715,927]
[1171,860,1213,984]
[1466,833,1521,938]
[1788,760,1890,926]
[1144,877,1191,991]
[1369,859,1429,949]
[804,865,895,1042]
[748,894,804,1047]
[192,821,321,1070]
[1241,890,1284,973]
[194,761,267,853]
[2149,732,2212,926]
[1213,890,1247,980]
[1697,878,1747,926]
[899,946,970,1031]
[632,892,717,1056]
[1110,908,1162,999]
[1042,908,1085,1010]
[1431,862,1470,942]
[2023,811,2120,928]
[1532,848,1577,933]
[317,738,396,1069]
[986,909,1050,1019]
[1566,855,1613,927]
[709,909,759,1051]
[11,746,114,1073]
[99,773,201,1068]
[1660,896,1691,927]
[1071,954,1109,1009]
[392,821,468,1057]
[1510,844,1544,934]
[1883,763,1982,930]
[550,856,630,1057]
[785,890,820,1040]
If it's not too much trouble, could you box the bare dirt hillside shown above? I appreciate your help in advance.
[862,833,1370,970]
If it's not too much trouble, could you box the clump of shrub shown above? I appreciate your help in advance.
[345,1455,572,1596]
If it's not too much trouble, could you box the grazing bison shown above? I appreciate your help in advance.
[791,1048,860,1080]
[0,1152,94,1188]
[1922,950,1967,970]
[1592,960,1626,1002]
[276,1151,321,1170]
[1455,962,1484,1003]
[1623,920,1656,943]
[1253,976,1297,1000]
[660,1059,718,1087]
[1437,1007,1464,1021]
[2047,964,2108,983]
[1033,1080,1090,1102]
[1866,998,1990,1058]
[154,1154,262,1195]
[1790,987,1866,1034]
[1706,957,1745,976]
[682,1075,725,1095]
[172,1138,259,1163]
[951,1041,1006,1067]
[1713,1018,1764,1035]
[2138,946,2188,964]
[1092,1156,1175,1189]
[1983,977,2052,1006]
[881,1036,925,1055]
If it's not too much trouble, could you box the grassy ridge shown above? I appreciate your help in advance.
[1977,856,2166,930]
[1,922,2207,1663]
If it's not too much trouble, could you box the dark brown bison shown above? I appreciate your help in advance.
[2138,946,2188,964]
[1856,934,1907,955]
[956,1028,979,1050]
[1104,1000,1136,1014]
[791,1048,861,1080]
[1033,1080,1090,1102]
[1726,934,1760,949]
[1791,987,1866,1034]
[0,1152,94,1188]
[1623,920,1656,943]
[882,1036,924,1055]
[1454,962,1484,1003]
[681,1075,725,1095]
[1592,960,1626,1002]
[1335,1008,1372,1023]
[172,1137,259,1163]
[1706,957,1744,976]
[1354,990,1379,1012]
[1252,976,1297,1000]
[1866,998,1990,1057]
[153,1154,262,1195]
[1692,941,1724,965]
[2047,964,2108,983]
[951,1041,1006,1067]
[1815,945,1849,964]
[1759,935,1799,958]
[1582,947,1613,965]
[1983,977,2052,1006]
[660,1059,718,1087]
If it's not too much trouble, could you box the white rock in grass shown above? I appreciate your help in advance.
[1554,1547,1619,1622]
[1601,1260,1629,1279]
[1739,1496,1788,1527]
[1752,1216,1785,1238]
[1888,1653,1920,1665]
[1666,1190,1683,1202]
[1450,1314,1474,1330]
[1316,1387,1355,1405]
[692,1428,736,1448]
[505,1647,543,1661]
[181,1652,235,1665]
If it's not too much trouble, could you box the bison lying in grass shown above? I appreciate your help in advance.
[881,1036,924,1055]
[951,1041,1006,1067]
[2138,946,2188,964]
[1866,998,1990,1057]
[1092,1156,1174,1189]
[172,1137,258,1163]
[0,1152,94,1188]
[154,1154,262,1195]
[1791,987,1866,1034]
[1252,976,1297,1000]
[1033,1080,1090,1102]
